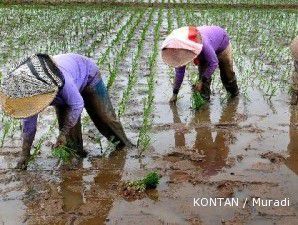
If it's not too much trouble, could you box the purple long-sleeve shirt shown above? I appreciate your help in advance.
[173,26,230,94]
[23,53,100,141]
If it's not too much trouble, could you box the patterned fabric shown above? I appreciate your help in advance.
[1,54,64,98]
[161,26,203,56]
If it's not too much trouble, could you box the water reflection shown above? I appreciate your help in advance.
[286,105,298,175]
[60,163,84,212]
[19,150,127,224]
[170,98,239,176]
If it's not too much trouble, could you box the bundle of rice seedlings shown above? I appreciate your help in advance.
[126,171,160,192]
[191,91,205,110]
[52,145,78,163]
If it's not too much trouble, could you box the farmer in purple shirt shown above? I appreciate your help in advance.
[161,26,239,102]
[0,53,131,169]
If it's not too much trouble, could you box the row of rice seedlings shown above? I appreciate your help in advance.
[186,0,297,4]
[0,7,136,155]
[174,4,184,28]
[0,7,75,65]
[106,10,147,89]
[0,6,122,67]
[43,9,121,55]
[30,119,58,161]
[7,0,296,4]
[83,13,127,57]
[97,12,138,66]
[117,9,155,117]
[137,9,163,154]
[63,8,121,54]
[167,7,174,32]
[185,8,297,101]
[0,117,19,148]
[0,9,119,147]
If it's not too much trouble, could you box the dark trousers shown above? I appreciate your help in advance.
[55,79,131,155]
[199,43,239,100]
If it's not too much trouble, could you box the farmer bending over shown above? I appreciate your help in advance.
[0,53,131,169]
[161,26,239,102]
[291,36,298,105]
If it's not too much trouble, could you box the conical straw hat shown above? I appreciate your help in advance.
[0,89,58,119]
[0,54,63,118]
[161,48,198,68]
[161,26,203,67]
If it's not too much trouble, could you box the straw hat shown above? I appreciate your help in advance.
[0,54,64,119]
[161,26,203,68]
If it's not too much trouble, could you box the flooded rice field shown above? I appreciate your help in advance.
[0,3,297,225]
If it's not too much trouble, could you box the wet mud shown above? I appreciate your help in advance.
[0,7,298,225]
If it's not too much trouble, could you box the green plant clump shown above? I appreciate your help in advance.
[127,171,160,192]
[52,146,78,163]
[191,91,205,110]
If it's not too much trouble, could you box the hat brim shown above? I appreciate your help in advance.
[0,89,58,119]
[162,48,198,67]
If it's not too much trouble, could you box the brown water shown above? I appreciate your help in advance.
[0,85,297,225]
[0,15,298,225]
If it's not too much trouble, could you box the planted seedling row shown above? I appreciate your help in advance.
[106,9,148,89]
[117,9,156,117]
[137,9,163,154]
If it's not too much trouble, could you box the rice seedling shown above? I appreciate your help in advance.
[0,2,296,162]
[98,13,137,66]
[191,91,206,110]
[52,145,78,164]
[30,119,57,161]
[125,171,160,192]
[137,9,162,154]
[0,117,12,148]
[117,9,155,117]
[106,10,145,89]
[103,136,120,157]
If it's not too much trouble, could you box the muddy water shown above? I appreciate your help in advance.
[1,60,298,223]
[0,150,127,224]
[1,10,298,225]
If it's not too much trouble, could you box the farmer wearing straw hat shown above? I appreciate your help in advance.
[0,53,131,169]
[290,36,298,105]
[161,26,239,102]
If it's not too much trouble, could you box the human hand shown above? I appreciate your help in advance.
[53,133,67,149]
[16,144,31,170]
[169,94,178,103]
[192,82,203,93]
[16,157,29,170]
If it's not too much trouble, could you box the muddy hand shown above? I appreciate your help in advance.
[16,157,30,170]
[169,94,178,103]
[53,133,67,149]
[16,151,30,170]
[192,82,203,93]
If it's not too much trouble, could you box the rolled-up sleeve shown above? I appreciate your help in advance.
[173,66,186,94]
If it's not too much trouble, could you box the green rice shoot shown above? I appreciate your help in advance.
[191,91,206,110]
[52,145,78,163]
[127,171,160,192]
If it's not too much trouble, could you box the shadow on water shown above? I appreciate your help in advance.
[170,97,239,176]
